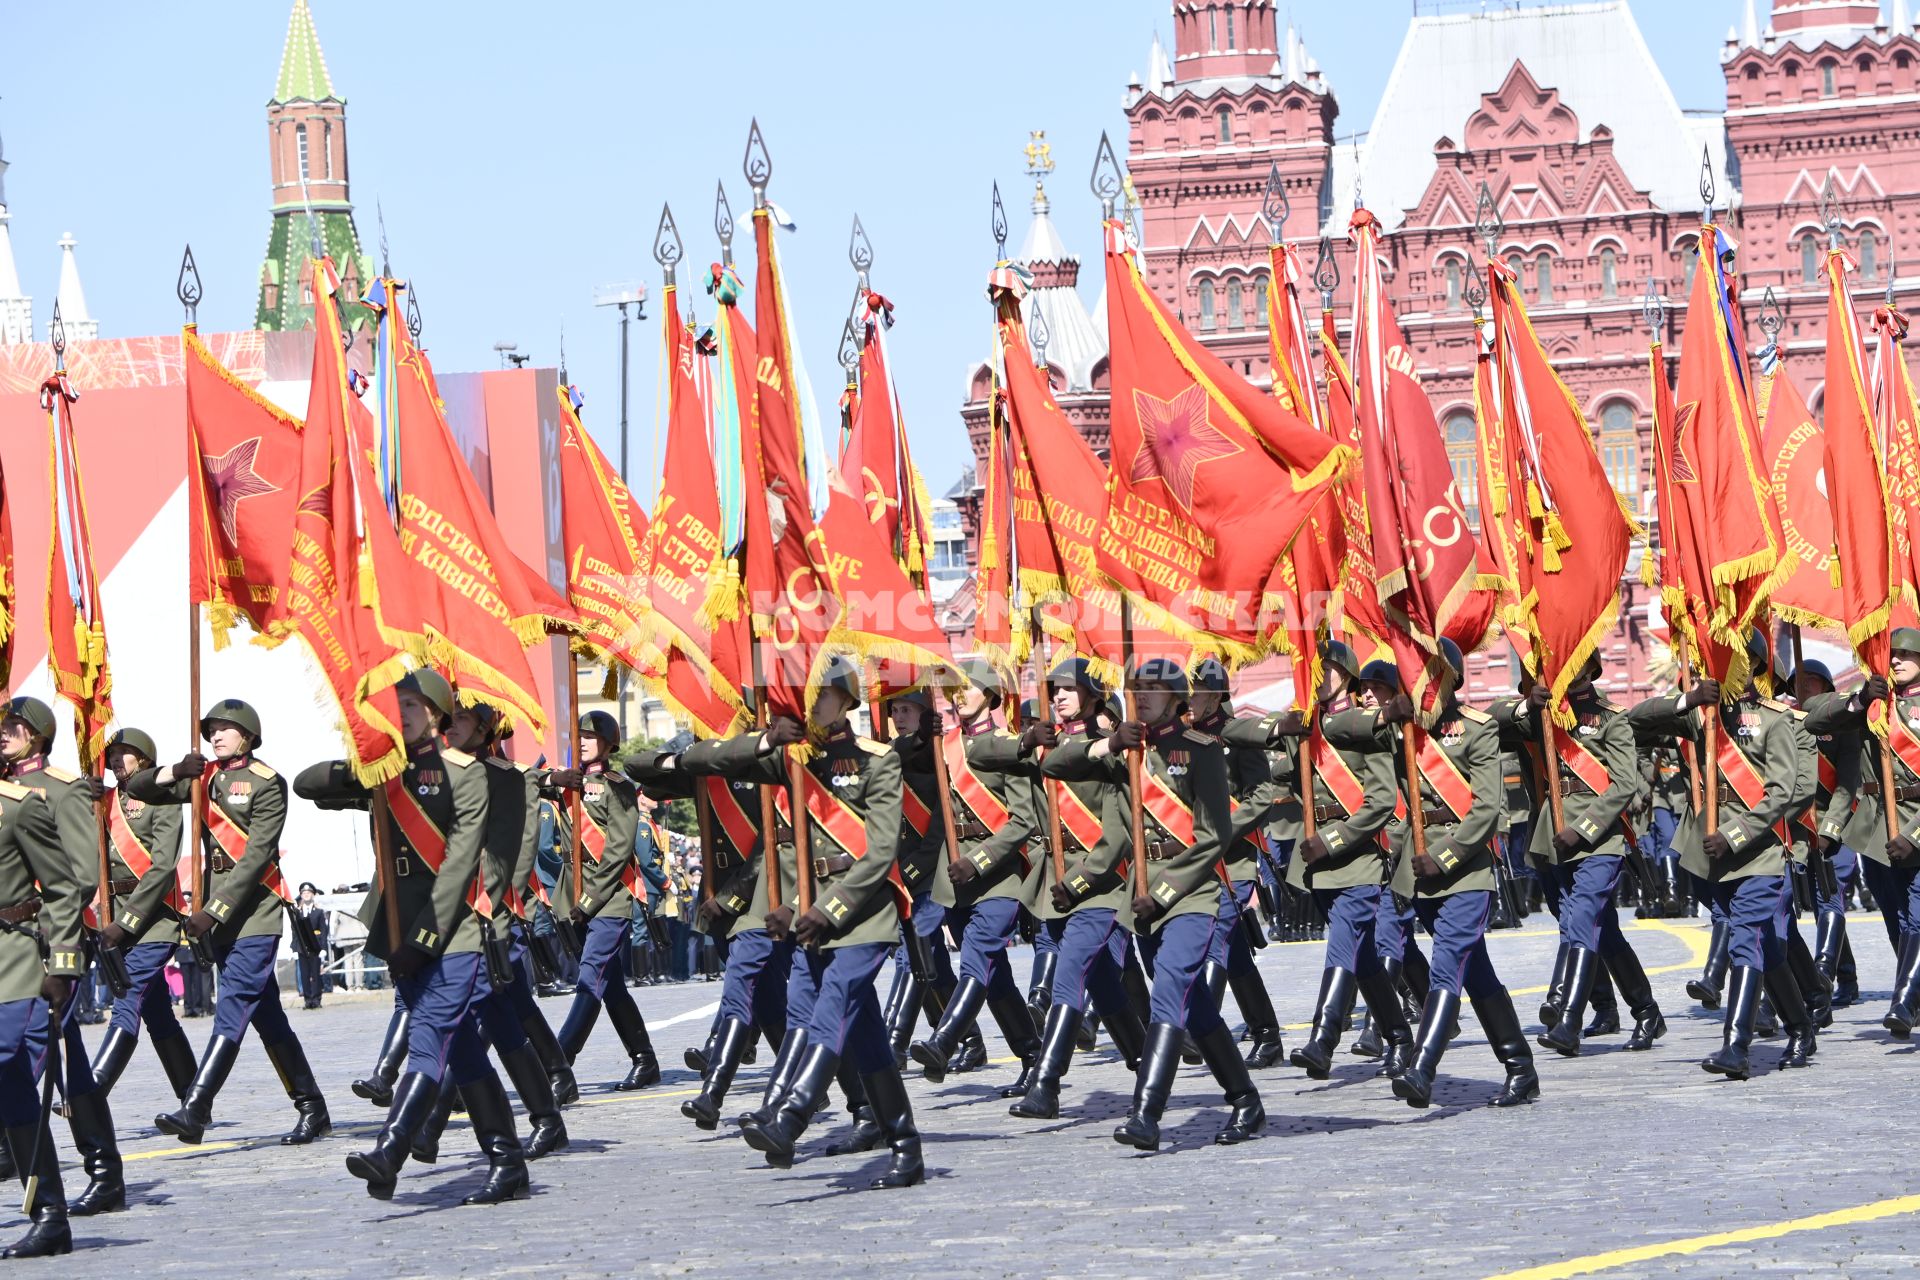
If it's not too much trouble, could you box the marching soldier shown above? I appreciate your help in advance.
[296,671,529,1202]
[0,697,124,1214]
[91,728,195,1106]
[126,699,330,1148]
[1006,658,1146,1122]
[733,657,923,1189]
[909,661,1044,1093]
[1046,658,1263,1150]
[544,710,662,1092]
[1632,634,1818,1076]
[1186,659,1286,1070]
[1781,660,1855,1031]
[1506,655,1666,1057]
[1239,642,1409,1079]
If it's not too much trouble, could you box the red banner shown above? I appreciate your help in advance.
[1869,300,1920,646]
[1760,355,1846,635]
[40,366,112,770]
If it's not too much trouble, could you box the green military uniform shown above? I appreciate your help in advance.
[1040,719,1137,925]
[544,764,640,923]
[105,784,184,946]
[1383,705,1502,901]
[126,758,290,945]
[1228,707,1397,893]
[9,757,100,902]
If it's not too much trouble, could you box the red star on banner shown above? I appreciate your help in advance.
[201,437,280,543]
[1670,401,1700,485]
[1129,384,1243,514]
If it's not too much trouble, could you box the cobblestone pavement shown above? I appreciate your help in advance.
[12,913,1917,1279]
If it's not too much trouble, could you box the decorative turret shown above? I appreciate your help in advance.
[0,117,28,346]
[54,233,97,343]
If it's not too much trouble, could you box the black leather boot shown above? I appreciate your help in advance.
[1399,949,1433,1027]
[266,1035,332,1145]
[1787,926,1833,1029]
[2,1122,70,1258]
[1349,1008,1383,1059]
[498,1040,569,1157]
[1392,988,1458,1109]
[1104,1006,1147,1071]
[1112,1023,1183,1151]
[154,1034,240,1144]
[987,992,1043,1098]
[1583,962,1621,1036]
[1026,950,1057,1018]
[459,1071,531,1204]
[1193,1023,1264,1144]
[1605,947,1667,1051]
[1538,946,1597,1057]
[1886,934,1920,1037]
[556,999,598,1063]
[823,1064,882,1156]
[1009,1003,1082,1120]
[1181,961,1231,1066]
[520,1012,578,1106]
[353,1006,410,1107]
[606,1000,661,1089]
[740,1043,839,1170]
[736,1028,807,1128]
[910,976,988,1084]
[1358,969,1413,1078]
[1291,968,1357,1079]
[64,1091,124,1216]
[344,1072,439,1200]
[685,1021,719,1076]
[1229,968,1285,1068]
[411,1088,458,1164]
[881,967,920,1069]
[1813,909,1845,984]
[861,1063,925,1189]
[89,1025,136,1096]
[951,1021,990,1073]
[1539,942,1571,1028]
[1766,965,1818,1069]
[1687,919,1729,1009]
[1471,990,1539,1107]
[682,1017,753,1131]
[1701,966,1763,1080]
[152,1030,197,1101]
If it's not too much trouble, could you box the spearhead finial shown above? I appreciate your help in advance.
[176,245,202,325]
[1472,180,1504,259]
[849,214,873,288]
[1089,132,1123,219]
[655,203,684,286]
[1030,295,1051,370]
[1888,248,1899,307]
[743,119,772,210]
[1822,176,1842,249]
[49,299,65,361]
[1643,276,1665,338]
[1313,236,1340,307]
[714,181,736,268]
[1464,253,1487,318]
[406,285,423,342]
[1700,144,1717,217]
[1758,285,1783,341]
[1261,163,1289,247]
[378,200,391,277]
[991,181,1008,259]
[838,313,861,377]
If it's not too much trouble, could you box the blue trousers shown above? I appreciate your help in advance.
[1030,910,1058,958]
[892,892,955,990]
[791,941,892,1073]
[0,996,58,1127]
[560,912,644,1044]
[1376,889,1418,967]
[1225,879,1259,979]
[1552,856,1631,956]
[468,929,533,1057]
[718,927,792,1034]
[952,896,1025,999]
[1046,908,1131,1016]
[1313,883,1386,976]
[1413,891,1503,999]
[1702,875,1789,970]
[211,934,295,1048]
[396,950,491,1086]
[108,939,188,1044]
[1136,910,1226,1034]
[1859,856,1920,947]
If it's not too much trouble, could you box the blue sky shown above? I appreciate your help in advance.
[0,1,1741,498]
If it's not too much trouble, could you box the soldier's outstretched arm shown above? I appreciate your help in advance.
[291,760,372,810]
[1801,688,1866,737]
[679,731,786,786]
[122,765,193,806]
[1627,692,1695,743]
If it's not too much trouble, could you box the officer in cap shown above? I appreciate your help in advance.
[127,698,331,1151]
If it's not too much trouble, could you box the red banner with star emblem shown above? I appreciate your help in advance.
[1099,222,1352,662]
[842,293,932,579]
[1759,351,1845,635]
[554,380,653,677]
[40,363,113,769]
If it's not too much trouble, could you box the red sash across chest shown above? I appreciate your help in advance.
[771,767,913,918]
[108,792,188,912]
[199,764,291,903]
[383,775,493,917]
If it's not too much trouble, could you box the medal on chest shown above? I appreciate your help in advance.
[1439,718,1463,747]
[1577,713,1599,737]
[227,779,253,806]
[415,768,445,798]
[1165,749,1188,778]
[829,756,862,789]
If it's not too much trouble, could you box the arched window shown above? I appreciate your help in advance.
[323,122,333,179]
[1682,242,1699,292]
[1254,275,1269,327]
[1225,3,1236,48]
[1802,233,1820,284]
[1207,5,1219,50]
[1506,252,1523,284]
[1599,247,1618,299]
[296,123,310,181]
[1217,107,1233,144]
[1599,402,1639,498]
[1226,277,1243,329]
[1821,60,1837,96]
[1199,279,1217,330]
[1444,258,1463,310]
[1444,410,1480,529]
[1860,230,1880,281]
[1535,253,1553,304]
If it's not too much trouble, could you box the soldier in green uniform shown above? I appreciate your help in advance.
[297,671,530,1202]
[1780,661,1855,1031]
[1632,634,1819,1076]
[126,699,330,1148]
[0,761,88,1256]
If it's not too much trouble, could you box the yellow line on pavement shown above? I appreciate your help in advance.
[122,1140,243,1162]
[1483,1194,1920,1279]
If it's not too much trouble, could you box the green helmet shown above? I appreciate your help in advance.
[398,669,455,723]
[2,696,55,745]
[1191,657,1230,693]
[200,698,263,746]
[818,654,863,707]
[956,657,1005,708]
[1358,659,1401,689]
[1047,656,1108,698]
[1893,626,1920,657]
[105,727,158,766]
[1322,641,1363,681]
[1131,657,1190,700]
[579,710,621,746]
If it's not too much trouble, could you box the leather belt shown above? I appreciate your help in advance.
[713,847,740,871]
[1312,802,1350,824]
[210,852,238,873]
[0,897,42,925]
[811,854,855,878]
[1143,838,1184,862]
[107,876,139,896]
[1418,808,1462,829]
[1556,777,1595,798]
[954,818,992,842]
[773,823,794,845]
[1862,782,1920,801]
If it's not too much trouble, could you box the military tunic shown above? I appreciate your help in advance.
[1224,705,1396,892]
[126,755,290,944]
[104,786,184,946]
[947,721,1041,906]
[1378,705,1502,901]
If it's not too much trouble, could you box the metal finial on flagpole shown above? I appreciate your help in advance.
[378,200,391,277]
[839,314,861,377]
[50,299,66,363]
[1700,145,1716,220]
[1643,277,1665,338]
[655,204,684,286]
[1261,162,1289,248]
[406,285,422,342]
[1031,295,1051,371]
[744,119,771,210]
[177,245,202,326]
[1888,248,1899,307]
[1464,255,1487,319]
[1473,181,1503,261]
[849,214,873,291]
[1089,132,1123,219]
[1313,236,1340,311]
[1822,176,1843,250]
[991,181,1008,259]
[1759,285,1783,342]
[714,182,736,268]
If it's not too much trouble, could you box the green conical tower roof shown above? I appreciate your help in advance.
[273,0,338,104]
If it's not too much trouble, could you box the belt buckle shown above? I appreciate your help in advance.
[395,856,411,878]
[812,856,832,878]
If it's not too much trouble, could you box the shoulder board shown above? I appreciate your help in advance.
[483,756,516,772]
[1183,729,1220,746]
[441,747,476,767]
[248,761,277,779]
[857,738,888,756]
[1458,706,1491,724]
[1593,699,1621,714]
[992,729,1018,740]
[513,760,531,773]
[41,766,76,784]
[1759,698,1791,714]
[0,780,30,801]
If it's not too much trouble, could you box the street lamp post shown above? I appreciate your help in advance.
[592,282,646,735]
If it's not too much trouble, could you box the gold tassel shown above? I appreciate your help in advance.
[1526,479,1547,520]
[1830,550,1842,590]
